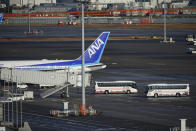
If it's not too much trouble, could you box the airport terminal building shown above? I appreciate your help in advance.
[3,0,191,9]
[76,0,190,10]
[9,0,56,7]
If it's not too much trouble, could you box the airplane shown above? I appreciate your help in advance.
[0,32,110,72]
[0,13,3,23]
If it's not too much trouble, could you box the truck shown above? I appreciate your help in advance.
[186,34,196,45]
[186,48,196,54]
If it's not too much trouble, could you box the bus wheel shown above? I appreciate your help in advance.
[105,90,109,94]
[154,93,158,98]
[127,90,131,94]
[176,93,181,97]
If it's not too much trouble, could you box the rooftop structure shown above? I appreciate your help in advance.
[170,0,189,8]
[76,0,191,10]
[1,0,193,13]
[9,0,56,7]
[32,3,73,13]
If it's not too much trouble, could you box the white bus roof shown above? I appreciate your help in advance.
[147,83,189,86]
[95,81,136,83]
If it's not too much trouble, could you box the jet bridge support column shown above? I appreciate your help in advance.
[180,119,187,131]
[66,86,69,98]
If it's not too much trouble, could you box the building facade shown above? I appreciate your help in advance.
[9,0,56,7]
[32,3,72,13]
[77,0,191,10]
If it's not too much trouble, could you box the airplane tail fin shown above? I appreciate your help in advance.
[76,32,110,65]
[0,13,3,23]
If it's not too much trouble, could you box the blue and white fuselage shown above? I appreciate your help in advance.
[0,32,110,71]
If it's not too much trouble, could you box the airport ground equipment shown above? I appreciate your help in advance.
[185,34,196,54]
[186,48,196,54]
[186,34,196,45]
[160,37,175,44]
[168,37,175,43]
[7,94,24,101]
[49,105,97,117]
[40,84,70,98]
[49,98,98,117]
[187,40,196,45]
[23,91,34,100]
[40,73,91,98]
[169,119,195,131]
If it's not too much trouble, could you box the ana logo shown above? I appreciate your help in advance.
[88,38,104,58]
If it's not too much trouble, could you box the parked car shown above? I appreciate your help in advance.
[17,83,28,89]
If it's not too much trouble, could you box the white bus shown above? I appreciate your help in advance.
[145,84,190,98]
[94,81,138,94]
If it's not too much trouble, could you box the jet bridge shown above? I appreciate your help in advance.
[0,68,92,98]
[0,68,68,86]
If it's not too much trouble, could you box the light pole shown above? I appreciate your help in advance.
[80,1,86,116]
[28,0,31,33]
[163,0,167,43]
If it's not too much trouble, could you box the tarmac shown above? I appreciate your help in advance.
[0,25,196,131]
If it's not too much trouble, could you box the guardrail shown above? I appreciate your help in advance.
[3,8,196,18]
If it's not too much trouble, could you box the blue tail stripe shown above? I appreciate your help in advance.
[77,32,110,64]
[0,13,3,23]
[96,32,110,64]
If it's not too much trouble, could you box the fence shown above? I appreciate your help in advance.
[4,8,196,18]
[2,8,196,24]
[3,16,196,24]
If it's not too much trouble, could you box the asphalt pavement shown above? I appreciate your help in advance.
[0,26,196,131]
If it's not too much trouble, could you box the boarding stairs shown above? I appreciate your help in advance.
[40,83,71,98]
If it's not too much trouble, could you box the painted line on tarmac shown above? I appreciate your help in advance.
[0,36,163,42]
